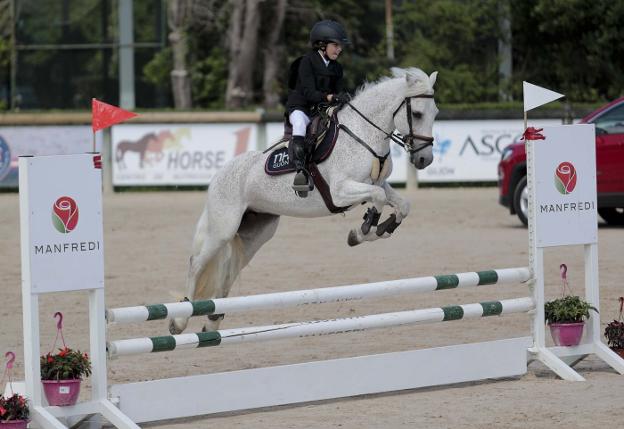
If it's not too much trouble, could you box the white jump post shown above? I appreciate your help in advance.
[524,122,624,379]
[18,154,138,429]
[521,83,624,378]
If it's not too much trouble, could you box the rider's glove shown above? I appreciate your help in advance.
[333,92,351,105]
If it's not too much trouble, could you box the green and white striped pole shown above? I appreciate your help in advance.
[107,297,535,358]
[106,267,530,324]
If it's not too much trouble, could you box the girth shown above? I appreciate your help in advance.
[308,163,350,214]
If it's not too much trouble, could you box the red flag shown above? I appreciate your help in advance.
[91,98,138,132]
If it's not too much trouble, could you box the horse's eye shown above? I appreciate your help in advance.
[412,111,423,119]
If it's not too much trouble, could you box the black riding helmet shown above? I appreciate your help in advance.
[309,20,350,47]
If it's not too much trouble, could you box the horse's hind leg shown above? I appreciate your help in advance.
[200,212,280,330]
[237,212,280,263]
[169,201,246,334]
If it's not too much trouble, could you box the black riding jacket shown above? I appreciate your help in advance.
[286,50,344,116]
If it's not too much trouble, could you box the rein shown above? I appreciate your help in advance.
[342,93,435,157]
[338,123,389,164]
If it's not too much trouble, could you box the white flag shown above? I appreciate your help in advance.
[523,81,564,112]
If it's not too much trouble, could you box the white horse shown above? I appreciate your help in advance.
[170,67,439,334]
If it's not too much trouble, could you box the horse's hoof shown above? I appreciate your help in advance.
[295,190,309,198]
[361,207,381,235]
[169,317,189,335]
[208,313,224,321]
[347,229,361,247]
[168,319,182,335]
[376,214,398,236]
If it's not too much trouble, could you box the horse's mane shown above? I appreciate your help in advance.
[353,67,433,99]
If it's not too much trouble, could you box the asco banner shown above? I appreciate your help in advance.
[112,124,257,186]
[419,119,561,182]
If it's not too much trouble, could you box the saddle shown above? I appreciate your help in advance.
[264,106,350,214]
[264,106,339,176]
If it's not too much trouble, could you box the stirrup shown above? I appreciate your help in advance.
[292,170,314,194]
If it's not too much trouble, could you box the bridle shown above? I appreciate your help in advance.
[391,94,435,153]
[342,93,435,156]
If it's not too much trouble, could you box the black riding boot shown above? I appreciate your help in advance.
[291,136,313,197]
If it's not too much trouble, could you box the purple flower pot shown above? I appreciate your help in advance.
[612,348,624,359]
[549,322,585,346]
[42,379,81,406]
[0,420,29,429]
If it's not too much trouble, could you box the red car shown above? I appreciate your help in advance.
[498,97,624,226]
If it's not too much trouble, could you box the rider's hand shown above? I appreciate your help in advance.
[333,92,351,104]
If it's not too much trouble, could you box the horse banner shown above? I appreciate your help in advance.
[111,124,258,186]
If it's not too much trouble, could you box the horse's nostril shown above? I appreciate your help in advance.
[419,157,425,165]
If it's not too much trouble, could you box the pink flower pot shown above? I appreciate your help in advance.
[42,379,81,406]
[0,420,29,429]
[549,322,585,346]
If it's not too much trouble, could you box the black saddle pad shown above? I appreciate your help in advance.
[264,118,339,175]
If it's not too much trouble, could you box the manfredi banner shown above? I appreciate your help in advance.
[532,124,598,247]
[20,154,104,294]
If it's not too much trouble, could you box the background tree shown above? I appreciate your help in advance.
[168,0,193,109]
[225,0,262,109]
[3,0,624,111]
[0,0,10,109]
[261,0,287,109]
[511,0,624,101]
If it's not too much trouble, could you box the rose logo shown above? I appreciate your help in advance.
[554,162,577,195]
[52,196,79,233]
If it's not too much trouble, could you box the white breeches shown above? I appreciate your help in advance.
[289,110,311,137]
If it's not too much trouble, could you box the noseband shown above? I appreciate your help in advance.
[392,94,435,153]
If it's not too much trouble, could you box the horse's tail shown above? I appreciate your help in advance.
[169,199,247,334]
[169,152,278,335]
[190,209,246,303]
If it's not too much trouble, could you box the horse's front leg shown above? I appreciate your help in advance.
[331,179,387,246]
[374,181,410,238]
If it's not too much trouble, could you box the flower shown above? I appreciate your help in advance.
[605,319,624,350]
[544,295,597,324]
[40,347,92,381]
[0,394,30,422]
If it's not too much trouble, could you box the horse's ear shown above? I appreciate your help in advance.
[429,71,438,87]
[391,67,405,78]
[405,72,418,86]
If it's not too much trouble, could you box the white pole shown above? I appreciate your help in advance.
[107,267,531,324]
[108,297,535,357]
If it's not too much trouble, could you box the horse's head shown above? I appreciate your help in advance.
[391,68,439,169]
